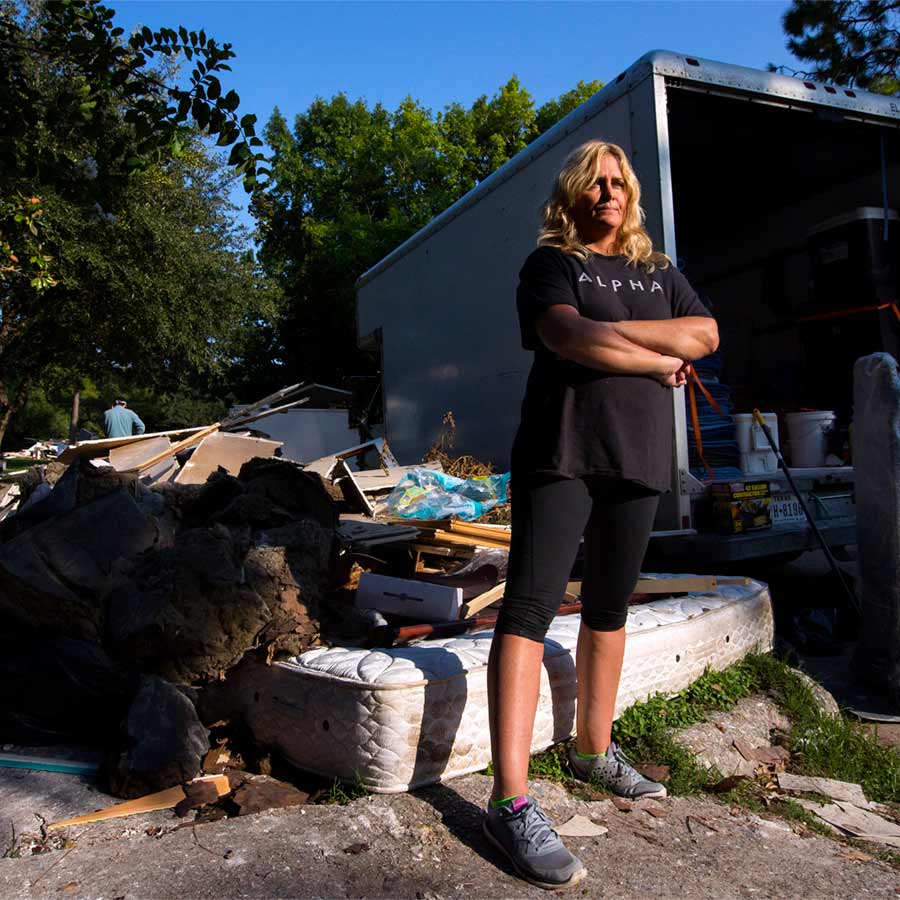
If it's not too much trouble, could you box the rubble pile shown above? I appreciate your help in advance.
[1,453,340,797]
[0,389,519,817]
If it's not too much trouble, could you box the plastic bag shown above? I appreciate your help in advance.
[380,467,510,522]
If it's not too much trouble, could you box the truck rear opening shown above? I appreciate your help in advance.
[656,77,898,561]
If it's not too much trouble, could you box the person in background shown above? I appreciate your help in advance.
[103,397,146,438]
[482,140,718,890]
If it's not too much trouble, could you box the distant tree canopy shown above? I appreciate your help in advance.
[0,0,278,447]
[778,0,900,94]
[254,77,603,389]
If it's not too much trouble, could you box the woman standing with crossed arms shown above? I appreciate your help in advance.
[482,140,718,890]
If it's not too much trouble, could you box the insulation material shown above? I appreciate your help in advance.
[229,578,773,792]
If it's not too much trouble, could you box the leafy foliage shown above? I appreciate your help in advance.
[776,0,900,93]
[0,0,267,189]
[0,1,280,448]
[254,77,603,387]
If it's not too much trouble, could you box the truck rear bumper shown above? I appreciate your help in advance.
[650,515,857,562]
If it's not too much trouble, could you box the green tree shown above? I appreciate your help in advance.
[0,0,276,447]
[776,0,900,94]
[256,77,603,387]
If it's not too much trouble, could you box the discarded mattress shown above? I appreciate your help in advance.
[235,577,773,793]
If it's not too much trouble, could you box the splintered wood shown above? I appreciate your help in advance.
[48,775,231,829]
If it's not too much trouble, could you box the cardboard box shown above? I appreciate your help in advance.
[356,573,463,622]
[710,480,772,534]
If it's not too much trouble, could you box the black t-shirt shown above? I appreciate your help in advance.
[511,245,713,491]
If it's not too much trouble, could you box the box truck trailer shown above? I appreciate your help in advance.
[356,51,900,562]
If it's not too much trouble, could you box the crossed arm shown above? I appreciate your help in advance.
[535,306,719,385]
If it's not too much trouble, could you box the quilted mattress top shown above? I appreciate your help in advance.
[280,577,766,687]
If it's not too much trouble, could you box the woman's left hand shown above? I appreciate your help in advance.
[675,361,691,387]
[654,361,690,388]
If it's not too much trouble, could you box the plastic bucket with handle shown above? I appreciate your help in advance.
[785,411,836,467]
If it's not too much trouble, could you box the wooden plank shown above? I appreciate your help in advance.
[460,581,506,619]
[409,543,456,557]
[447,521,512,543]
[222,395,310,429]
[304,437,400,480]
[567,576,719,595]
[173,432,282,485]
[431,529,510,549]
[57,426,210,463]
[48,775,230,829]
[108,436,178,483]
[127,423,222,474]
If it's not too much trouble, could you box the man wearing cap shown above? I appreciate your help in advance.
[103,398,146,438]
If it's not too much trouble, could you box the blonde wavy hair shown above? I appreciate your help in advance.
[538,140,668,271]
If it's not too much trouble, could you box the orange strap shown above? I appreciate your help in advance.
[799,302,900,324]
[686,368,724,483]
[687,376,713,483]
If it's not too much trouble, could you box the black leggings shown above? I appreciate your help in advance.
[495,475,660,641]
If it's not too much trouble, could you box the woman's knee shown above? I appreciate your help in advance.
[579,606,628,632]
[494,595,558,642]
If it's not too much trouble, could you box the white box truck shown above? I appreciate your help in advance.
[356,51,900,562]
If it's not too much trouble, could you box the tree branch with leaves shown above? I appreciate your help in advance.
[773,0,900,94]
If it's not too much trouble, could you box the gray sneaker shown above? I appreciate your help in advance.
[483,795,586,890]
[568,742,667,799]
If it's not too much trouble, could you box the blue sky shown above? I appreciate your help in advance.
[112,1,800,228]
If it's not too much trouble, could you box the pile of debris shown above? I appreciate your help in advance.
[0,386,518,816]
[1,378,776,831]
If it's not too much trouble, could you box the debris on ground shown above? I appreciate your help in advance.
[795,798,900,847]
[49,775,231,829]
[776,773,874,807]
[555,814,609,836]
[0,393,793,847]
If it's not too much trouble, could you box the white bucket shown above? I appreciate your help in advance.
[733,413,778,474]
[785,411,836,468]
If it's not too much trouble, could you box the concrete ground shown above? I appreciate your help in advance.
[2,770,900,900]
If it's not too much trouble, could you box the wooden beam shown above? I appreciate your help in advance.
[431,530,510,549]
[447,521,512,544]
[460,581,506,619]
[568,575,721,595]
[48,775,230,829]
[126,422,221,474]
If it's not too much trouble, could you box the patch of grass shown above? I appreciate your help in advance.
[527,743,570,784]
[612,660,757,744]
[3,458,42,473]
[618,725,722,796]
[744,653,900,804]
[771,797,836,837]
[321,776,369,806]
[875,848,900,868]
[603,657,763,795]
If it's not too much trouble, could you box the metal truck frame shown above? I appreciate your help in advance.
[357,50,900,561]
